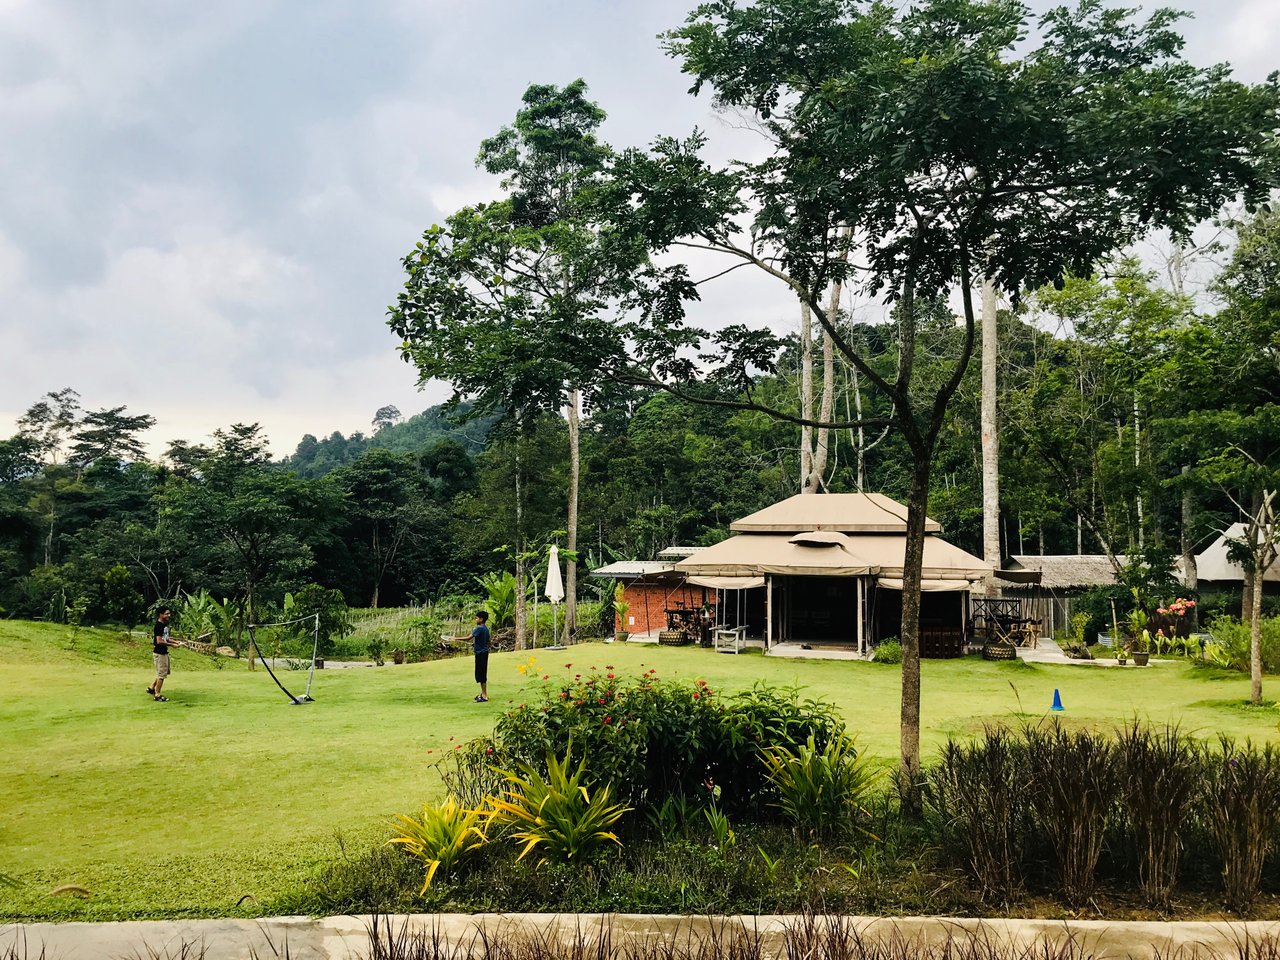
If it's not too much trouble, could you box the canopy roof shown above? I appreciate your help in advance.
[730,493,942,534]
[590,560,678,579]
[676,531,987,580]
[1195,524,1280,583]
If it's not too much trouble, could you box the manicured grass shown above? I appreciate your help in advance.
[1,620,1277,920]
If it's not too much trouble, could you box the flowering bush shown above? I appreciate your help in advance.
[1151,597,1196,639]
[488,671,848,818]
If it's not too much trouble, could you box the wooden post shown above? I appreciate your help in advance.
[766,576,773,649]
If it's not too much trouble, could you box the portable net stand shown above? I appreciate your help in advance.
[247,614,320,705]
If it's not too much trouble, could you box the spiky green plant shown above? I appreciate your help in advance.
[759,733,881,839]
[484,745,630,866]
[389,797,487,892]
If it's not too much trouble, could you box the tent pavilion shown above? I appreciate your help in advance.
[1192,523,1280,592]
[675,493,990,657]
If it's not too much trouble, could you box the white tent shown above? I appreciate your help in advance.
[1195,523,1280,584]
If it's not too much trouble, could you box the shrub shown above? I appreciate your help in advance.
[1023,723,1117,905]
[872,640,902,664]
[1203,616,1280,674]
[924,726,1031,902]
[289,584,352,657]
[1115,723,1201,907]
[1201,737,1280,914]
[492,675,848,819]
[484,745,631,866]
[389,798,487,892]
[713,683,849,818]
[760,734,881,839]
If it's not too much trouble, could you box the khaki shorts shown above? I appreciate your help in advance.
[153,652,171,678]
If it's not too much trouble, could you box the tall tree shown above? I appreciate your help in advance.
[69,406,157,467]
[17,388,81,465]
[390,80,645,646]
[331,448,427,608]
[606,0,1279,787]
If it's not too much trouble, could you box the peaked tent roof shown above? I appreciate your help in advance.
[730,493,942,534]
[676,532,987,580]
[1195,524,1280,583]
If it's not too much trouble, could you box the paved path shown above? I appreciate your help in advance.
[6,913,1280,960]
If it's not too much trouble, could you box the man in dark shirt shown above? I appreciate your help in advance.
[471,611,491,703]
[147,606,179,702]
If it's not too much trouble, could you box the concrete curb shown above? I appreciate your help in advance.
[5,913,1280,960]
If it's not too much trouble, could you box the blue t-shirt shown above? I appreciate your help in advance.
[472,624,491,654]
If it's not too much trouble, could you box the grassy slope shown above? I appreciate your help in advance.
[1,620,1276,920]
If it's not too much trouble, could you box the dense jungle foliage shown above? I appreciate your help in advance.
[2,238,1278,630]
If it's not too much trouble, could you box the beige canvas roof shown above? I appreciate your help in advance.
[1195,524,1280,583]
[730,493,942,533]
[675,532,987,579]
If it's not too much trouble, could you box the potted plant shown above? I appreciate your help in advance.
[1117,645,1128,665]
[1130,629,1150,667]
[612,584,630,642]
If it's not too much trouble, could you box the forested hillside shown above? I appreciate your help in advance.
[2,224,1278,628]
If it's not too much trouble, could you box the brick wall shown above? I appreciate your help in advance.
[617,580,716,634]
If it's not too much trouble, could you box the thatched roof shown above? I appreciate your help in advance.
[1004,555,1125,591]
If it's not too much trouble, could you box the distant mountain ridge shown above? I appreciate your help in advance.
[282,403,498,478]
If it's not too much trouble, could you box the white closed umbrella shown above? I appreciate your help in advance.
[546,546,565,648]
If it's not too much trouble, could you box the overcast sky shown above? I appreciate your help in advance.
[1,0,1276,457]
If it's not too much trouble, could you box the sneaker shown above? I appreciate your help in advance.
[473,695,488,702]
[153,695,168,702]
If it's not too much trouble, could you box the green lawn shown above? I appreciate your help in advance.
[1,620,1277,920]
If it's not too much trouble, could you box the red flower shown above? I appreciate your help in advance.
[598,698,606,704]
[692,692,700,699]
[486,747,494,755]
[607,672,615,679]
[542,675,549,680]
[603,716,612,725]
[455,745,461,750]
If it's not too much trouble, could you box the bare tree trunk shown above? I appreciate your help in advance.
[853,364,866,492]
[564,390,580,642]
[799,300,815,491]
[1250,562,1264,704]
[811,297,838,489]
[1246,490,1277,704]
[899,458,931,806]
[980,280,1001,595]
[1133,391,1144,548]
[514,424,527,651]
[1180,465,1198,625]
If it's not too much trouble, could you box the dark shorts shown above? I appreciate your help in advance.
[474,651,489,685]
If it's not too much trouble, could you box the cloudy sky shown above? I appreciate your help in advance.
[1,0,1275,457]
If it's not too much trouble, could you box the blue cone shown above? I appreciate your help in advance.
[1051,688,1064,711]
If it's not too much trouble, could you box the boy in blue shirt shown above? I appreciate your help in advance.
[471,611,491,702]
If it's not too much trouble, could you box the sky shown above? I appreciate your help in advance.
[1,0,1276,458]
